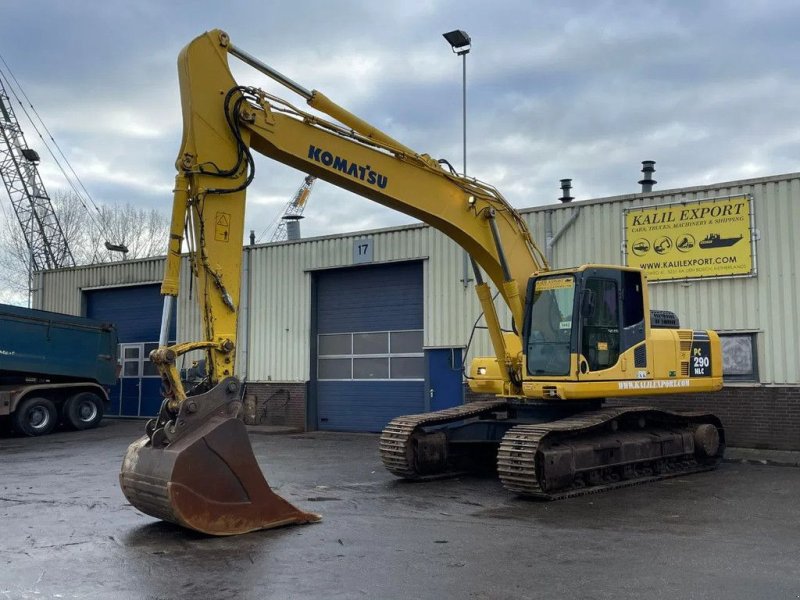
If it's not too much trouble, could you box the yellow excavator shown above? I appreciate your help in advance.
[120,30,724,536]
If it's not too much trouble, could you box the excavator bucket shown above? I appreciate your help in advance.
[119,378,320,536]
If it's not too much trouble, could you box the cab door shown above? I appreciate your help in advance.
[578,269,645,379]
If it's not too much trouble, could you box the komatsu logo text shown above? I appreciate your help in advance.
[308,145,388,189]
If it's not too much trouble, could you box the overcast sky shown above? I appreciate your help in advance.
[1,0,798,244]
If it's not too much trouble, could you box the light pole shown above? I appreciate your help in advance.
[442,30,471,177]
[443,29,472,288]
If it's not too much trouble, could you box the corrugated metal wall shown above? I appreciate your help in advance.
[36,257,164,316]
[244,224,505,382]
[37,172,800,386]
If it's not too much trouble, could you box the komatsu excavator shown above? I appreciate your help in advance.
[120,30,724,536]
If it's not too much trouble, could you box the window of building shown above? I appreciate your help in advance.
[718,333,758,382]
[317,330,424,381]
[119,341,175,378]
[121,344,141,377]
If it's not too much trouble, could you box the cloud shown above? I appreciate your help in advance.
[1,0,798,252]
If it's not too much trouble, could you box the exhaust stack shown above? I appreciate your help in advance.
[638,161,656,193]
[284,215,303,241]
[559,179,574,203]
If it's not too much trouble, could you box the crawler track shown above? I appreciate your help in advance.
[496,406,725,499]
[380,404,724,499]
[379,400,508,478]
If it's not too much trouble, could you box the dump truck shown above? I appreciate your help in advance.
[0,303,118,436]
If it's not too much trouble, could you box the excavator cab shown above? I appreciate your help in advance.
[523,266,649,382]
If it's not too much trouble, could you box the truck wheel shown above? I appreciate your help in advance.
[64,392,105,430]
[13,397,58,436]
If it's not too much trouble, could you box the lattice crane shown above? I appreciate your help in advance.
[269,174,316,242]
[0,76,74,270]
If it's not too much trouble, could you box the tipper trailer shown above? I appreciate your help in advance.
[0,303,118,435]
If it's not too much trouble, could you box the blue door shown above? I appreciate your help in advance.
[85,285,174,418]
[120,380,141,416]
[118,343,143,416]
[116,342,166,418]
[313,261,425,432]
[426,348,464,411]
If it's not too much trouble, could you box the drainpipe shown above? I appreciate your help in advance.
[461,250,473,288]
[238,232,259,379]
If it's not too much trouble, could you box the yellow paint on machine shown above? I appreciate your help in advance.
[624,195,753,281]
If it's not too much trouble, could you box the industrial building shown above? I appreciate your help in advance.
[34,171,800,450]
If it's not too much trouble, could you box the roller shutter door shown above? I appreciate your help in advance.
[314,261,424,432]
[85,284,174,418]
[85,284,166,342]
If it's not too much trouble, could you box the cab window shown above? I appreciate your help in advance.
[581,277,620,371]
[526,276,575,376]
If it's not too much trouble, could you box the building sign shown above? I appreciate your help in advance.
[353,238,374,264]
[623,195,754,282]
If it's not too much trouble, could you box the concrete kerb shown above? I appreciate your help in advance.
[724,447,800,468]
[246,424,302,435]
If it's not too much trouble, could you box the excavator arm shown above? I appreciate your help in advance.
[120,29,546,536]
[162,30,547,398]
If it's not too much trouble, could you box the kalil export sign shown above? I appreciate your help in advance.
[623,195,754,282]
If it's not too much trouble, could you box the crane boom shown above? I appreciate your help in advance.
[269,174,316,242]
[0,75,74,271]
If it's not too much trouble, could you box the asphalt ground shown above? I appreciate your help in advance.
[1,419,799,600]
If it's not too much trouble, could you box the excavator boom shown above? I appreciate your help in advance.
[120,29,545,536]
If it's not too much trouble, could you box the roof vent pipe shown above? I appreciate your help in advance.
[284,216,303,241]
[559,179,574,203]
[638,160,656,193]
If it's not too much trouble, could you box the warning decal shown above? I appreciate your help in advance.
[215,212,231,242]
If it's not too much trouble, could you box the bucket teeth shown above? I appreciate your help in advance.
[119,380,320,536]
